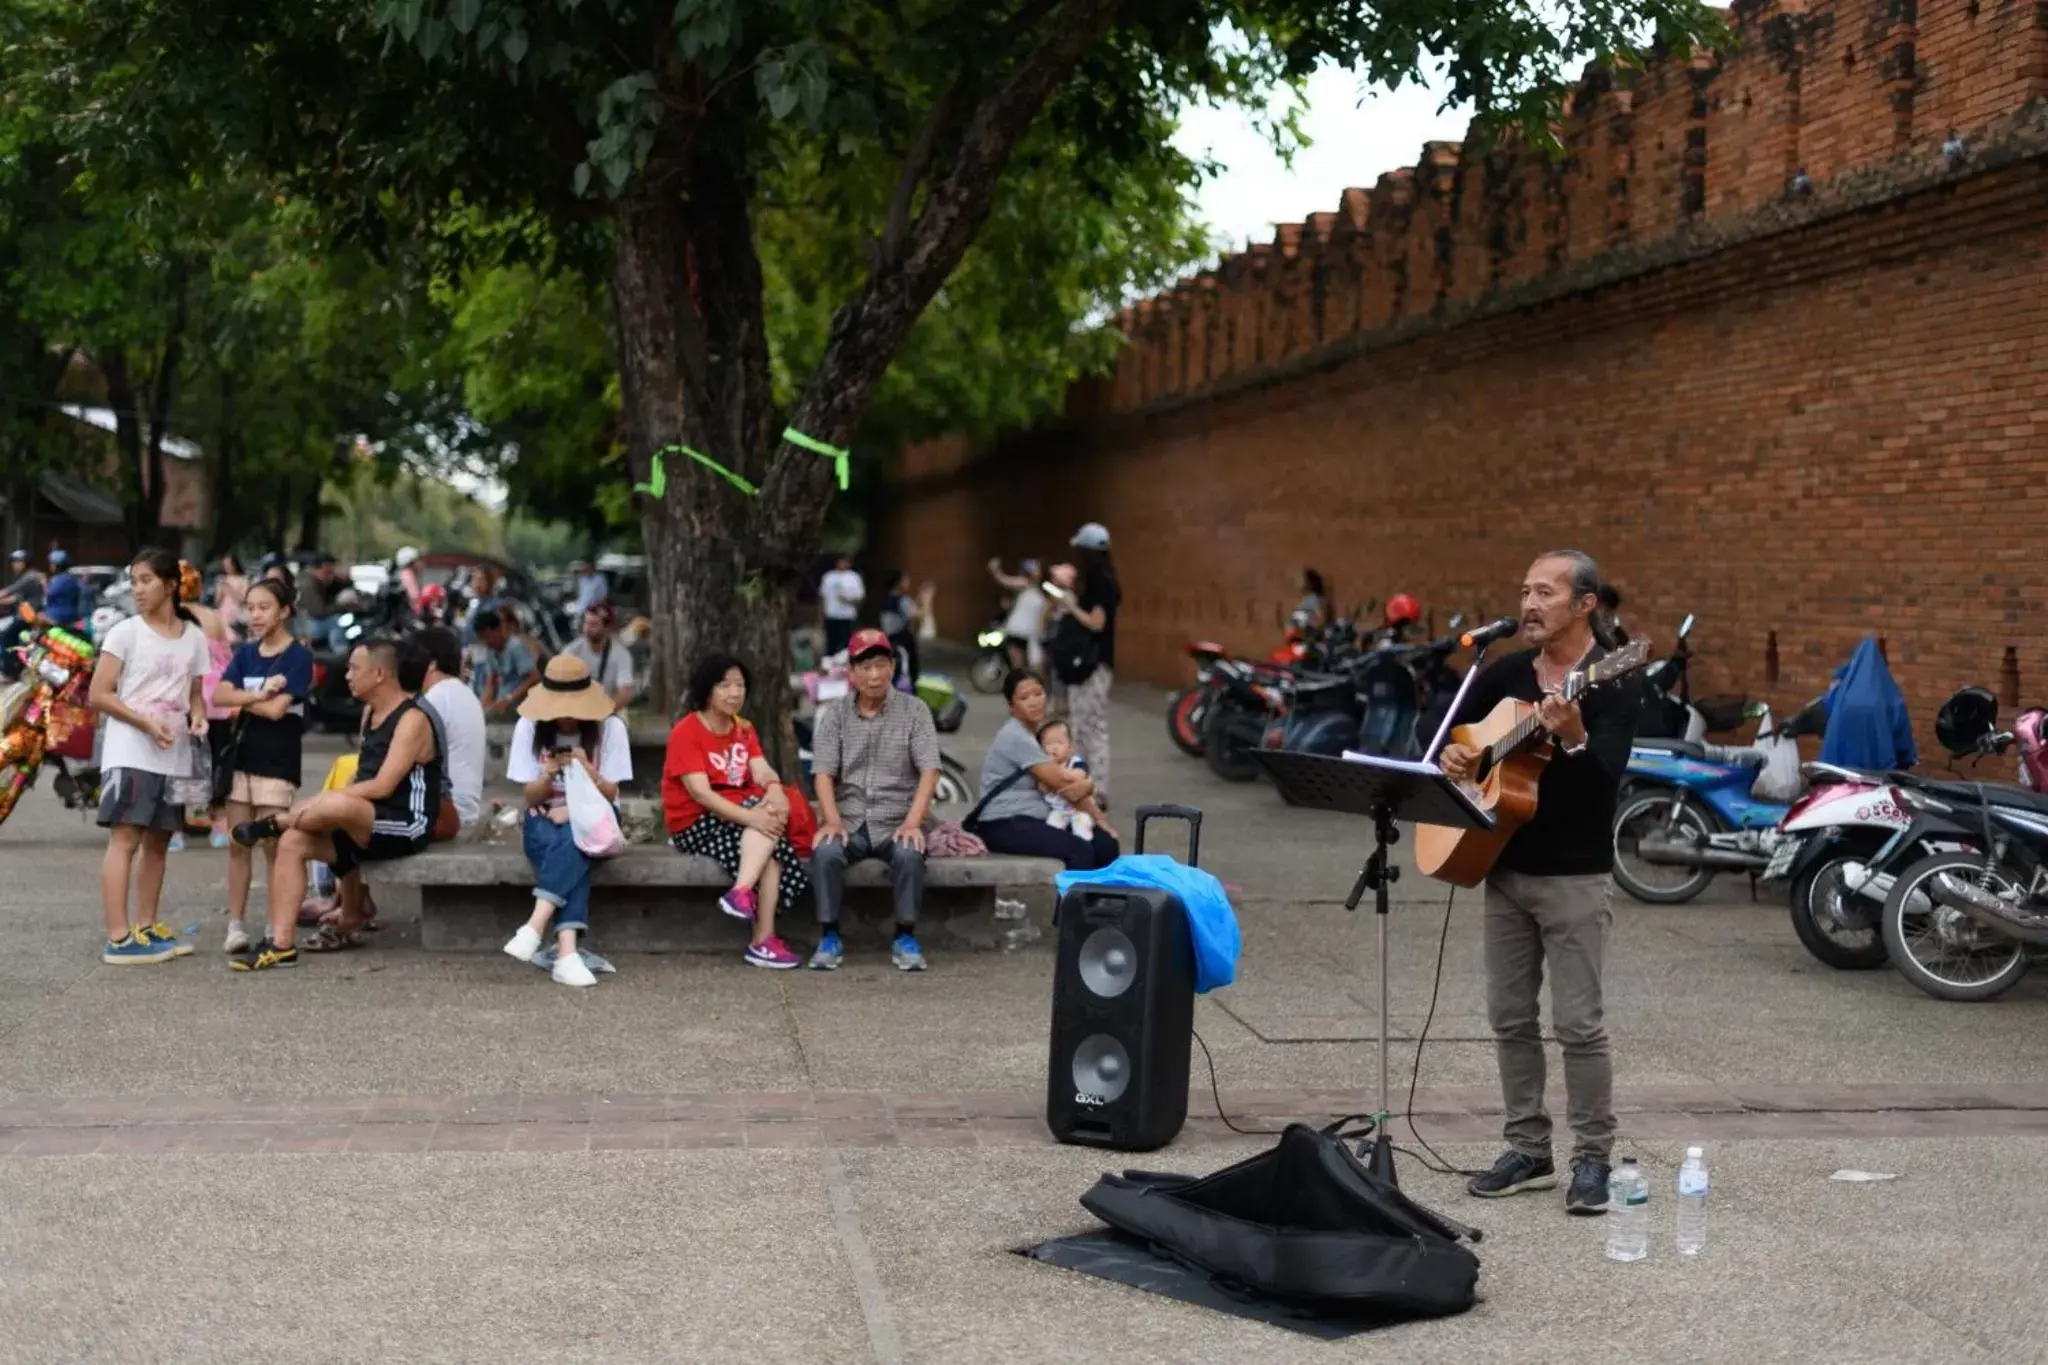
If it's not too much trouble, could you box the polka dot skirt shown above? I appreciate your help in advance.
[671,799,810,901]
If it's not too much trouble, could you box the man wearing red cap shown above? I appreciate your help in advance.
[808,628,942,970]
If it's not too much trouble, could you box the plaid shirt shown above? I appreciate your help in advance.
[811,685,941,837]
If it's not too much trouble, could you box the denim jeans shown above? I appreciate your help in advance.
[523,813,592,933]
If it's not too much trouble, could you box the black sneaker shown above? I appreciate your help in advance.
[1466,1149,1557,1198]
[1566,1158,1611,1216]
[229,940,299,972]
[231,817,282,848]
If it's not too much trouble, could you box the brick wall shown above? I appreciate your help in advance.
[875,0,2048,750]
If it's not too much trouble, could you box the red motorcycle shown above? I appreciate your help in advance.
[1167,608,1336,757]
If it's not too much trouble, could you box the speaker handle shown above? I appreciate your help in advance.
[1134,804,1202,867]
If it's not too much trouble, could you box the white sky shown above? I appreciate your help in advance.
[1176,64,1473,253]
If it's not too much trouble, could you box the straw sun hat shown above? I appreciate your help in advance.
[518,654,616,723]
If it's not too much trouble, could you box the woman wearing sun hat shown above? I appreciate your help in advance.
[501,654,634,988]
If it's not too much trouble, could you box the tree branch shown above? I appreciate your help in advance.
[876,80,965,271]
[753,0,1126,558]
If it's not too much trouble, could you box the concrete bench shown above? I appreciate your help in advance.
[366,846,1063,954]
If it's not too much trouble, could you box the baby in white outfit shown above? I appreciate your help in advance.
[1038,720,1097,840]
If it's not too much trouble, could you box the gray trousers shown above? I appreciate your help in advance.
[1483,868,1615,1163]
[810,826,925,926]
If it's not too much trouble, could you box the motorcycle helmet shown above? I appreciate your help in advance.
[1934,686,1998,757]
[418,582,448,618]
[1383,592,1421,628]
[48,549,68,569]
[395,546,420,568]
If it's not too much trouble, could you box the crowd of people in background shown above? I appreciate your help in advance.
[37,520,1127,987]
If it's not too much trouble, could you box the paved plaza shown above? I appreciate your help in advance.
[3,671,2046,1363]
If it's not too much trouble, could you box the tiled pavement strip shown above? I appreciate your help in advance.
[5,1081,2045,1156]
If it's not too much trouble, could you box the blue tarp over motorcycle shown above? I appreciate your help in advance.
[1819,635,1917,772]
[1056,855,1241,993]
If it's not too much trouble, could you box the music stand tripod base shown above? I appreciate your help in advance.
[1248,749,1494,1189]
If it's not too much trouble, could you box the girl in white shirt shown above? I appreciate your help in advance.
[87,547,211,964]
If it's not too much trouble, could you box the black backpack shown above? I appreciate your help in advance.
[1048,615,1100,685]
[1075,1121,1481,1323]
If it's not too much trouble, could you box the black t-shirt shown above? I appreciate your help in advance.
[1452,646,1640,876]
[1079,568,1121,669]
[224,639,315,785]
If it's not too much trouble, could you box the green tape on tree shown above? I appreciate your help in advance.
[637,445,759,499]
[782,427,850,490]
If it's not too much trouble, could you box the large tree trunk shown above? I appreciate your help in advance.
[614,137,790,761]
[101,351,161,551]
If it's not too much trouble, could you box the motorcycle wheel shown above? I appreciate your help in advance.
[1167,687,1207,758]
[968,653,1007,695]
[1788,853,1889,970]
[1202,698,1264,784]
[1610,790,1718,904]
[1880,852,2030,1002]
[933,770,967,805]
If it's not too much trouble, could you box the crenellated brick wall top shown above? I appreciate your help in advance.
[1095,0,2048,417]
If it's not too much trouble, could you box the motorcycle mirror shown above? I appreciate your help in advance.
[1447,613,1466,632]
[1678,614,1695,640]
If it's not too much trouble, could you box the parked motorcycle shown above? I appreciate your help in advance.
[1877,691,2048,1002]
[1770,762,1933,969]
[1611,694,1829,904]
[1634,615,1753,742]
[1168,606,1363,758]
[0,610,102,829]
[969,621,1010,694]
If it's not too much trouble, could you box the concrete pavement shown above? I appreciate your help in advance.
[2,664,2045,1363]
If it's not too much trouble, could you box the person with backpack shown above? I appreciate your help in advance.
[563,603,635,709]
[1047,522,1121,807]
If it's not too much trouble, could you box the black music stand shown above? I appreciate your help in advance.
[1249,748,1494,1191]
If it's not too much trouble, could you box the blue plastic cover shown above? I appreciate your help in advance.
[1057,854,1241,993]
[1819,635,1917,771]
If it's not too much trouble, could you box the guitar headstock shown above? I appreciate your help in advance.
[1564,640,1652,699]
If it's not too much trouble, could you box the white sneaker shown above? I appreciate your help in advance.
[223,921,252,955]
[552,953,598,988]
[503,925,543,963]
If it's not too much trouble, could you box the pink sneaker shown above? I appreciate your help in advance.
[719,886,758,922]
[744,936,800,970]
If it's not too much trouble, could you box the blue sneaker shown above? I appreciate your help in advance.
[809,930,844,971]
[138,923,194,958]
[103,933,176,966]
[891,932,927,972]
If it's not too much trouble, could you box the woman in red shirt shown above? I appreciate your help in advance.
[664,653,805,969]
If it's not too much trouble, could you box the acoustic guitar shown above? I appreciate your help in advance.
[1413,640,1651,887]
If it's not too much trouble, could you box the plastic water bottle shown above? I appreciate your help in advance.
[1676,1147,1709,1256]
[1605,1158,1649,1262]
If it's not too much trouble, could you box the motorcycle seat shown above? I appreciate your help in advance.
[1918,779,2048,816]
[1632,737,1706,759]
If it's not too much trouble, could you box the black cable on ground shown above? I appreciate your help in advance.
[1400,886,1489,1178]
[1192,1026,1285,1137]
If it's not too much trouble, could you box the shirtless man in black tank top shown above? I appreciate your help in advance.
[230,637,441,971]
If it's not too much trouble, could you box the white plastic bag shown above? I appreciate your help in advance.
[1750,732,1805,804]
[564,761,626,858]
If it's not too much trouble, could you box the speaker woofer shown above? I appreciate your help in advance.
[1070,1034,1131,1104]
[1077,926,1138,998]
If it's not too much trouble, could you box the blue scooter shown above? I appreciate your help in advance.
[1612,617,1829,903]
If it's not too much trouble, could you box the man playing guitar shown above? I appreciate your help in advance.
[1438,550,1641,1216]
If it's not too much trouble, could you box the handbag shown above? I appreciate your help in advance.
[210,716,243,807]
[167,733,214,809]
[564,760,626,858]
[782,784,818,858]
[1048,615,1100,686]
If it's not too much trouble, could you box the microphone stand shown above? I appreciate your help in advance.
[1342,638,1497,1191]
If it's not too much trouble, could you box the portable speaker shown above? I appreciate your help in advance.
[1045,806,1201,1152]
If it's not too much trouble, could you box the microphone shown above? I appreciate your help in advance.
[1460,616,1521,650]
